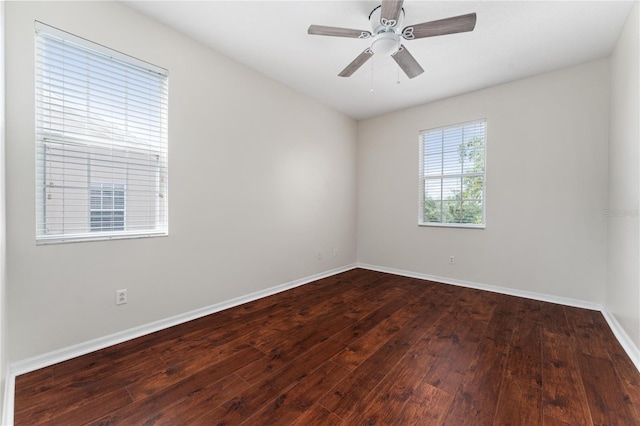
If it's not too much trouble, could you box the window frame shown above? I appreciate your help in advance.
[418,119,487,229]
[34,21,169,244]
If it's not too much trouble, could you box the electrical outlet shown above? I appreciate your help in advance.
[317,251,323,261]
[115,289,128,305]
[449,256,455,265]
[333,248,338,257]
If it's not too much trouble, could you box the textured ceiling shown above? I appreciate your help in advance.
[122,1,635,120]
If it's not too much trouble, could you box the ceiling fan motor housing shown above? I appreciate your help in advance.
[370,32,400,56]
[369,5,405,56]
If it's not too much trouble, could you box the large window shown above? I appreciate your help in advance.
[419,119,486,227]
[35,22,168,243]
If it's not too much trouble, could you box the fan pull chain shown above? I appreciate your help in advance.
[397,63,400,85]
[370,59,374,93]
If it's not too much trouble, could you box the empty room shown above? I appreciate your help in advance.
[0,0,639,424]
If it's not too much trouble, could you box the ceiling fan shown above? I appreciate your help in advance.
[308,0,477,79]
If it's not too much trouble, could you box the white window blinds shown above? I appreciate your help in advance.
[419,119,486,227]
[35,22,169,243]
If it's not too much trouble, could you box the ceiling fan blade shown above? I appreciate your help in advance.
[392,45,424,79]
[380,0,404,27]
[308,25,371,39]
[339,49,374,77]
[402,13,476,40]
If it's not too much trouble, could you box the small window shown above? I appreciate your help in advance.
[35,22,169,243]
[90,183,125,232]
[419,119,486,227]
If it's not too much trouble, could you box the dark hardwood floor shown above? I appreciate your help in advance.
[14,269,640,425]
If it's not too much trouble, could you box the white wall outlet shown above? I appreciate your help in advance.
[115,289,128,305]
[333,248,338,257]
[449,256,455,265]
[317,251,323,261]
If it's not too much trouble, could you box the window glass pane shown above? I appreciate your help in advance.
[90,213,103,231]
[465,148,484,170]
[443,127,462,151]
[102,191,113,209]
[442,147,462,175]
[462,176,483,201]
[425,179,442,202]
[114,192,125,209]
[442,177,461,201]
[424,200,441,223]
[461,201,483,224]
[424,132,442,154]
[443,200,462,224]
[424,154,442,176]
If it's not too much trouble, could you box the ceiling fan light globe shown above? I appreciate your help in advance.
[370,32,400,56]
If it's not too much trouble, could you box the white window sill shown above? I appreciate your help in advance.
[36,231,168,245]
[418,223,485,229]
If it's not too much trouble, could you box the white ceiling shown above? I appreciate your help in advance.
[122,1,635,120]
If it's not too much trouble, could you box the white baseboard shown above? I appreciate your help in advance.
[358,262,640,373]
[2,372,14,426]
[2,263,357,425]
[601,309,640,372]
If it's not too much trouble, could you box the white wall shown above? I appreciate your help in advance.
[358,60,610,304]
[0,0,6,418]
[5,1,357,362]
[608,4,639,349]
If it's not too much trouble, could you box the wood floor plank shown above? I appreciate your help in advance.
[15,356,166,424]
[542,414,575,425]
[611,349,640,420]
[13,369,54,400]
[39,389,132,426]
[46,341,166,392]
[396,381,454,425]
[194,338,347,424]
[516,298,542,322]
[338,282,411,321]
[542,330,594,425]
[246,361,349,425]
[13,269,640,425]
[328,295,408,344]
[540,302,570,337]
[505,309,543,388]
[90,373,249,425]
[250,307,359,354]
[442,299,520,425]
[149,374,251,426]
[421,298,495,395]
[289,403,343,425]
[345,342,438,424]
[235,314,354,384]
[126,345,264,401]
[319,302,444,419]
[331,307,413,371]
[494,376,542,425]
[577,352,639,425]
[565,306,614,360]
[158,338,256,368]
[442,345,507,425]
